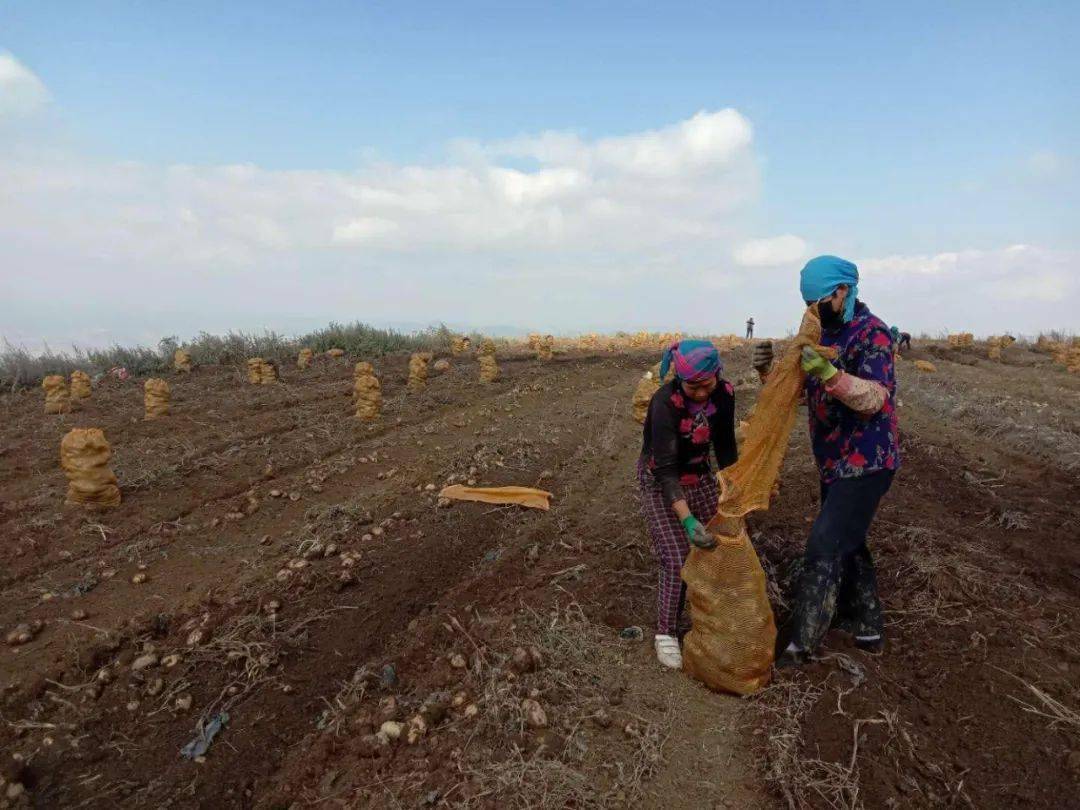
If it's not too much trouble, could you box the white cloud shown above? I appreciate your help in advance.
[1026,149,1070,180]
[858,244,1079,334]
[0,52,50,117]
[733,234,808,267]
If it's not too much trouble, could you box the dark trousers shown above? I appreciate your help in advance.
[746,325,754,339]
[899,334,911,351]
[785,470,894,652]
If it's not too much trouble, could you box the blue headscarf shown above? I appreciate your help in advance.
[799,255,859,323]
[659,339,722,383]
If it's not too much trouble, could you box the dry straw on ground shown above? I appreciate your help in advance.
[60,428,121,508]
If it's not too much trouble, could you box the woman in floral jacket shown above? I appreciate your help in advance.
[638,340,737,668]
[755,255,900,667]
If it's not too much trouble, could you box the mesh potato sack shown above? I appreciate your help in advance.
[407,353,431,392]
[259,360,278,385]
[174,349,192,373]
[297,348,314,369]
[631,372,658,423]
[70,370,92,400]
[43,375,71,414]
[451,336,467,356]
[354,362,382,420]
[61,428,121,508]
[914,360,937,373]
[682,306,835,695]
[247,358,264,384]
[326,348,345,358]
[479,355,500,383]
[144,378,170,419]
[537,336,554,362]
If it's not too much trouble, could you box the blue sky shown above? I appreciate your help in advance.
[1,1,1078,346]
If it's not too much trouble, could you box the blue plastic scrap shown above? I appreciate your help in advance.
[180,712,230,759]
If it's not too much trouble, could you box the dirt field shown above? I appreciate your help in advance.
[1,339,1078,808]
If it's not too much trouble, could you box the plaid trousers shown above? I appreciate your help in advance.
[637,458,719,636]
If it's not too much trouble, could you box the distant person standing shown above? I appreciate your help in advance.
[745,317,755,339]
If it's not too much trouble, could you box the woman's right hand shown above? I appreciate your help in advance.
[681,515,717,550]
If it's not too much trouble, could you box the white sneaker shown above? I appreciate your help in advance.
[654,634,683,669]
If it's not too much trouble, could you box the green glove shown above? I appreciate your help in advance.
[681,515,717,550]
[801,346,838,383]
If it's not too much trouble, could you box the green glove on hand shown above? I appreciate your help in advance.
[681,515,717,550]
[801,346,838,383]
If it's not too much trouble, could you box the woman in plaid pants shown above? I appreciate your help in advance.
[638,340,737,669]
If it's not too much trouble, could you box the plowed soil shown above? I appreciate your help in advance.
[1,339,1078,809]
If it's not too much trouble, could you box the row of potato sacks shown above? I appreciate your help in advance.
[42,371,96,413]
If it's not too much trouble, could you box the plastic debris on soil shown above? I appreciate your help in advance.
[180,712,230,759]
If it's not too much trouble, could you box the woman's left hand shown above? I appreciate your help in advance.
[681,515,717,550]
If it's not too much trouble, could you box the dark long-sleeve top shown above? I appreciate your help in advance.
[640,378,738,505]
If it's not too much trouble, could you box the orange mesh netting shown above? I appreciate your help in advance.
[61,428,121,508]
[438,485,553,511]
[681,306,833,695]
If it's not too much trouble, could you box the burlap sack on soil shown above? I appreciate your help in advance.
[61,428,121,508]
[408,353,431,392]
[354,362,382,420]
[479,354,500,384]
[70,370,92,400]
[682,306,835,696]
[144,378,170,419]
[174,349,192,373]
[247,358,264,384]
[297,348,314,370]
[259,360,278,385]
[43,375,71,414]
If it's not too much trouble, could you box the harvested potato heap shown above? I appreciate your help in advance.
[477,338,500,383]
[61,428,121,508]
[144,378,170,419]
[326,348,345,358]
[537,335,555,361]
[407,352,432,392]
[354,362,382,420]
[70,370,92,400]
[682,307,836,696]
[947,332,975,348]
[174,349,192,373]
[259,359,278,385]
[247,358,264,384]
[297,348,314,369]
[43,375,71,414]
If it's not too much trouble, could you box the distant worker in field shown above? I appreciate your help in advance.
[745,317,755,339]
[753,255,899,667]
[638,340,737,669]
[889,325,912,352]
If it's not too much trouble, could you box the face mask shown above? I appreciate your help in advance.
[818,298,845,330]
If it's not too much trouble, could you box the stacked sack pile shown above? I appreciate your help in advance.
[478,339,500,383]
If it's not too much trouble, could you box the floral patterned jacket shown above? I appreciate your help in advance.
[806,301,900,483]
[641,378,737,504]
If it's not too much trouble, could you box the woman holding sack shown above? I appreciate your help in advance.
[753,255,899,667]
[638,340,737,669]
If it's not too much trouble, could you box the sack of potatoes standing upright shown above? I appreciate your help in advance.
[70,370,92,400]
[259,360,278,385]
[43,375,71,414]
[247,358,265,384]
[174,349,192,373]
[354,362,382,420]
[297,348,314,369]
[144,378,170,419]
[408,353,431,392]
[537,336,554,362]
[61,428,121,508]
